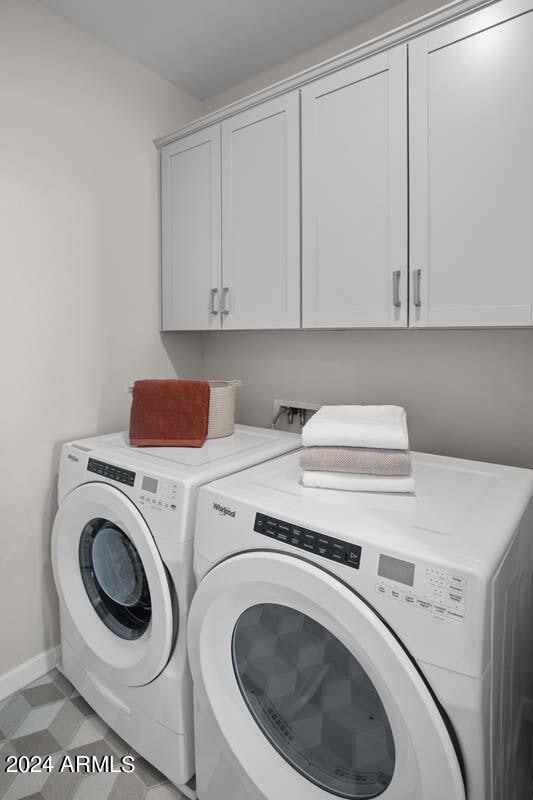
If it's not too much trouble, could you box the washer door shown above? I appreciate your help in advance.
[52,482,174,686]
[188,551,466,800]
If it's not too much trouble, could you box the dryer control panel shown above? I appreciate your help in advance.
[375,560,467,624]
[138,475,178,512]
[254,513,361,569]
[87,458,135,486]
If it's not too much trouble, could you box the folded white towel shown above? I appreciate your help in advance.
[302,405,409,450]
[302,470,415,494]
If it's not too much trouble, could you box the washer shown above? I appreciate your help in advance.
[51,425,300,791]
[188,450,533,800]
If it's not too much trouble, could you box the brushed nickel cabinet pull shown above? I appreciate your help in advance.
[413,269,422,308]
[210,288,219,315]
[221,287,230,316]
[392,270,401,308]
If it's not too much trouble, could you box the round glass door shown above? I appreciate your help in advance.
[79,518,151,640]
[232,603,395,799]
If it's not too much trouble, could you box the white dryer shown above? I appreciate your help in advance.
[188,450,533,800]
[51,425,300,791]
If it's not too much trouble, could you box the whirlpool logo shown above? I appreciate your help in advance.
[67,454,79,463]
[213,502,236,518]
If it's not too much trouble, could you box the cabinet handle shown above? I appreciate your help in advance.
[221,287,230,316]
[413,269,422,308]
[392,270,401,308]
[210,288,219,315]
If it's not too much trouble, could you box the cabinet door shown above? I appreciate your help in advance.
[302,46,408,328]
[221,94,300,329]
[410,0,533,327]
[161,126,221,331]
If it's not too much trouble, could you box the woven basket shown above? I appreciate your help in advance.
[207,380,242,439]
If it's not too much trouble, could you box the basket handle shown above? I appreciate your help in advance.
[208,379,242,388]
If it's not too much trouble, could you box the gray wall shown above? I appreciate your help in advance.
[0,0,205,680]
[202,330,533,469]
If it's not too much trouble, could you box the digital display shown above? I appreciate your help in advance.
[378,554,415,587]
[142,476,159,494]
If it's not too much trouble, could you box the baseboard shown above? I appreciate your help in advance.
[0,645,60,703]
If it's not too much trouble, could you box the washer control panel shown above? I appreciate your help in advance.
[254,513,362,569]
[87,458,135,486]
[138,475,178,512]
[375,562,467,624]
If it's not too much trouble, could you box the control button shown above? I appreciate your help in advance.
[317,537,330,547]
[433,605,447,617]
[265,519,278,530]
[447,574,465,587]
[332,543,344,553]
[375,584,389,596]
[346,549,361,564]
[255,517,264,529]
[447,583,464,594]
[417,599,433,612]
[264,527,277,538]
[278,522,290,533]
[276,532,288,543]
[390,589,403,602]
[403,594,416,605]
[303,532,316,544]
[317,544,333,558]
[447,608,465,623]
[447,591,464,604]
[289,536,302,547]
[330,550,344,562]
[291,526,303,536]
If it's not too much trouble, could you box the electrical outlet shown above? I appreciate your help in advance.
[272,398,322,429]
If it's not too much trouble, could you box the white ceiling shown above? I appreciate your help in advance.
[39,0,406,99]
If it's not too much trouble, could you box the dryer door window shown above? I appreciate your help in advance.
[187,551,466,800]
[52,482,174,686]
[232,603,394,799]
[79,518,152,641]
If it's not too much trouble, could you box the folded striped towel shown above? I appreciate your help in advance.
[300,447,411,476]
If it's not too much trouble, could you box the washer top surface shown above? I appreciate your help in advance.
[70,425,301,486]
[199,450,533,573]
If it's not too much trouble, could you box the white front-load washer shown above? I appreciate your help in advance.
[51,425,300,792]
[188,450,533,800]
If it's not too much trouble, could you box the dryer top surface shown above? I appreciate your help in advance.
[68,425,301,485]
[198,450,533,573]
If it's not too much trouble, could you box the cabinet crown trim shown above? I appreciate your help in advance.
[155,0,497,149]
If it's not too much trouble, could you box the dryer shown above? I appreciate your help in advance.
[51,425,300,791]
[188,450,533,800]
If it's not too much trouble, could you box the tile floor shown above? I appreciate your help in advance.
[0,670,186,800]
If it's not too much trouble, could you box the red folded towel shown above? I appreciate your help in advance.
[129,379,210,447]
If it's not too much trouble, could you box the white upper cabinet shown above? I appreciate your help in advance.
[159,0,533,331]
[301,46,408,328]
[160,126,221,331]
[221,93,300,329]
[410,0,533,327]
